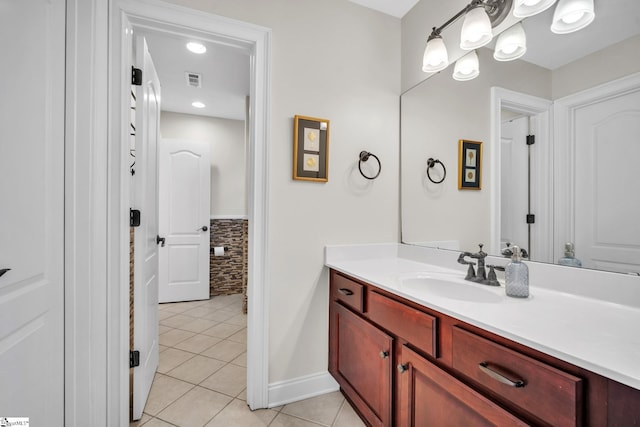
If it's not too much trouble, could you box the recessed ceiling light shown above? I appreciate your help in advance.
[186,42,206,54]
[192,101,206,109]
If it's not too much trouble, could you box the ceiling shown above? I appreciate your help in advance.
[347,0,419,18]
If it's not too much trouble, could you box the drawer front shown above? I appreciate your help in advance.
[368,291,436,357]
[331,272,364,313]
[452,326,582,427]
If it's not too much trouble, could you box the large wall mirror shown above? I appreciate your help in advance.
[401,0,640,275]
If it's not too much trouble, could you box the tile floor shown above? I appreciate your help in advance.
[131,294,365,427]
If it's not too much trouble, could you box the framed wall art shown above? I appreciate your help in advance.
[458,139,482,190]
[293,115,330,182]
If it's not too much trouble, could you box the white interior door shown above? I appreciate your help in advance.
[500,116,530,256]
[132,35,162,420]
[159,138,211,303]
[0,1,65,425]
[573,87,640,273]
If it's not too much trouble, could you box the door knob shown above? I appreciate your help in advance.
[200,226,208,232]
[0,268,10,278]
[156,235,166,247]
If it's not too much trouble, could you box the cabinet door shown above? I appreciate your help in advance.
[397,345,529,427]
[330,301,393,427]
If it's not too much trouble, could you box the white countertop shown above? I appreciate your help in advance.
[325,243,640,390]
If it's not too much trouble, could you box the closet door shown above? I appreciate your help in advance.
[0,0,66,425]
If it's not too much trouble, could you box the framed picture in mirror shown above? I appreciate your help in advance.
[293,115,330,182]
[458,139,482,190]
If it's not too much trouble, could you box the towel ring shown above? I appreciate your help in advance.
[359,151,381,180]
[426,158,446,184]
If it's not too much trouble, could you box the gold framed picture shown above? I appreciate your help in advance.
[293,115,330,182]
[458,139,482,190]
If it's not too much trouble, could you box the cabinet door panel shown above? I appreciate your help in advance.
[398,345,529,427]
[330,301,393,426]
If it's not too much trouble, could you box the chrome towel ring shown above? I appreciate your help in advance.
[426,158,446,184]
[359,151,381,180]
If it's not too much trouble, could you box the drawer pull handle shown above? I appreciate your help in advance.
[380,350,389,359]
[479,362,525,388]
[397,363,408,373]
[338,288,354,296]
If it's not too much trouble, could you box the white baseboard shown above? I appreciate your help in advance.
[210,214,248,220]
[268,371,339,408]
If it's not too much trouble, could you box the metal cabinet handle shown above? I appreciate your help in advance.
[478,362,525,388]
[338,288,354,296]
[380,350,389,359]
[397,363,408,373]
[0,268,10,278]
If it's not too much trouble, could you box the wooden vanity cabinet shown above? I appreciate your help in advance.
[328,269,640,426]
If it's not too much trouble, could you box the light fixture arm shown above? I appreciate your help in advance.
[427,0,512,41]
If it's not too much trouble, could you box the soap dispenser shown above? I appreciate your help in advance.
[558,242,582,267]
[505,245,529,298]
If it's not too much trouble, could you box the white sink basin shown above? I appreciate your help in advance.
[396,273,503,303]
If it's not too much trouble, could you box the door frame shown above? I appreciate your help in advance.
[110,0,272,419]
[490,87,553,262]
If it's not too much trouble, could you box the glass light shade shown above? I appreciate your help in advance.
[422,36,449,73]
[551,0,595,34]
[186,42,207,54]
[191,101,206,108]
[460,6,493,50]
[493,23,527,61]
[513,0,557,18]
[453,50,480,81]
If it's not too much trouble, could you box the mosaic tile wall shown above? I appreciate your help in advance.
[210,218,248,311]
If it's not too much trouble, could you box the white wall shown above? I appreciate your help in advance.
[165,0,401,385]
[160,111,247,217]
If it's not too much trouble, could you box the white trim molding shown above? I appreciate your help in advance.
[268,372,340,408]
[108,0,272,418]
[553,72,640,262]
[490,87,553,262]
[210,214,249,220]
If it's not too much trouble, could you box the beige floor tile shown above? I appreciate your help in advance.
[160,313,197,329]
[202,309,237,322]
[173,333,221,354]
[204,398,278,427]
[236,388,247,401]
[227,328,247,344]
[269,413,324,427]
[158,324,172,335]
[159,329,196,347]
[201,322,245,339]
[201,339,246,362]
[333,400,366,427]
[178,318,219,334]
[160,303,191,314]
[158,310,176,321]
[281,391,344,426]
[166,354,226,385]
[138,418,174,427]
[130,412,152,426]
[157,347,195,374]
[158,344,169,353]
[143,374,194,416]
[200,363,246,397]
[230,351,247,367]
[156,386,232,427]
[181,305,219,318]
[225,313,247,326]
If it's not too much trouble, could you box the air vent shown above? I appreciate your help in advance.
[185,72,202,88]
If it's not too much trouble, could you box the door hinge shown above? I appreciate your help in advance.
[130,209,141,227]
[130,350,140,368]
[526,214,535,224]
[131,67,142,86]
[526,135,535,145]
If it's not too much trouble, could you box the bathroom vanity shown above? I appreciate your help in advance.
[326,244,640,426]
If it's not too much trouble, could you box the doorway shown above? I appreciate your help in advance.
[110,0,271,416]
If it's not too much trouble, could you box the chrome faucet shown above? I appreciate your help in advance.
[457,244,501,286]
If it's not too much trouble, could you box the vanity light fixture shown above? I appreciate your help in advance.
[493,22,527,61]
[186,42,207,54]
[191,101,206,108]
[513,0,557,18]
[550,0,595,34]
[460,3,494,50]
[421,0,512,74]
[453,50,480,81]
[422,29,449,72]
